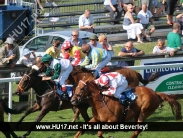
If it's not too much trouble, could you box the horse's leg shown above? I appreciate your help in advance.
[16,103,41,129]
[72,107,80,122]
[74,117,103,138]
[22,107,49,138]
[1,131,11,138]
[77,104,90,122]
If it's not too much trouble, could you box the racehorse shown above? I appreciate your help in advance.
[15,65,158,138]
[71,80,182,138]
[0,99,27,138]
[15,68,90,138]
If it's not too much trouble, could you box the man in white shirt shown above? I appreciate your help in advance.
[137,3,155,41]
[79,10,94,32]
[104,0,122,25]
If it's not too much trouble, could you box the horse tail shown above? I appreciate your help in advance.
[156,92,182,120]
[1,100,28,114]
[137,72,159,85]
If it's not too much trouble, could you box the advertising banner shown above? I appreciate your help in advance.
[140,57,183,94]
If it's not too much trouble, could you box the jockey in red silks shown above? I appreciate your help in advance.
[61,41,85,66]
[94,72,129,102]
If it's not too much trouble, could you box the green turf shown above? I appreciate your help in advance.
[1,41,182,138]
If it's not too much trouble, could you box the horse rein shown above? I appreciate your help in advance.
[78,80,118,116]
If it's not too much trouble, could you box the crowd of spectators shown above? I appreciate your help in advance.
[1,0,183,100]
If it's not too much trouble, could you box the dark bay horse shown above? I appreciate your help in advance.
[0,99,27,138]
[15,68,91,138]
[71,80,182,138]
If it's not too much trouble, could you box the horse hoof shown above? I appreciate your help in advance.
[108,136,114,138]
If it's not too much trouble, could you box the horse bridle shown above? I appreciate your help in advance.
[18,73,41,93]
[75,80,100,102]
[75,80,119,115]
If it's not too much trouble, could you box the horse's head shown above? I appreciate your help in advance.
[70,80,88,105]
[70,80,99,105]
[15,67,41,95]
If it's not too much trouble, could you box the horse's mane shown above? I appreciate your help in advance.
[71,66,92,75]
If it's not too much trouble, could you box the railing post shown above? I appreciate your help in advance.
[8,73,15,122]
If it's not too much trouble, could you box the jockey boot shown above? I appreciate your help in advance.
[57,89,63,100]
[61,85,69,101]
[119,94,127,104]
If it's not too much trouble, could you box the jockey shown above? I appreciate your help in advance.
[80,44,111,78]
[41,54,73,100]
[94,72,128,102]
[61,41,85,66]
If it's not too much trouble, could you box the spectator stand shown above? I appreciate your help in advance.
[8,0,183,42]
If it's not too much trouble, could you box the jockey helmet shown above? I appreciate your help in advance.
[81,44,91,54]
[62,41,73,50]
[41,54,53,63]
[99,74,109,86]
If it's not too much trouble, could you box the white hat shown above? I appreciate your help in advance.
[5,37,14,44]
[23,48,31,56]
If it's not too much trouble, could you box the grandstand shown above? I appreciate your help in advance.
[19,0,183,42]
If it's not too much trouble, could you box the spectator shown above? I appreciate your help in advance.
[152,0,165,21]
[62,30,83,57]
[123,4,148,43]
[152,39,174,55]
[121,0,140,15]
[181,0,183,7]
[165,0,178,25]
[79,10,94,32]
[137,3,155,41]
[140,0,152,11]
[37,0,44,11]
[167,23,183,56]
[45,0,57,7]
[37,0,57,12]
[18,49,37,67]
[88,35,103,48]
[117,41,144,67]
[46,39,60,58]
[61,41,85,66]
[65,30,83,47]
[176,13,183,35]
[98,34,114,57]
[104,0,122,25]
[0,37,20,99]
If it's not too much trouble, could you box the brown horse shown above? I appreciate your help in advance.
[0,99,27,138]
[68,66,159,88]
[71,80,182,138]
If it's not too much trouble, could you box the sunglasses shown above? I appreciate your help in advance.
[72,34,78,36]
[90,39,95,41]
[82,50,88,53]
